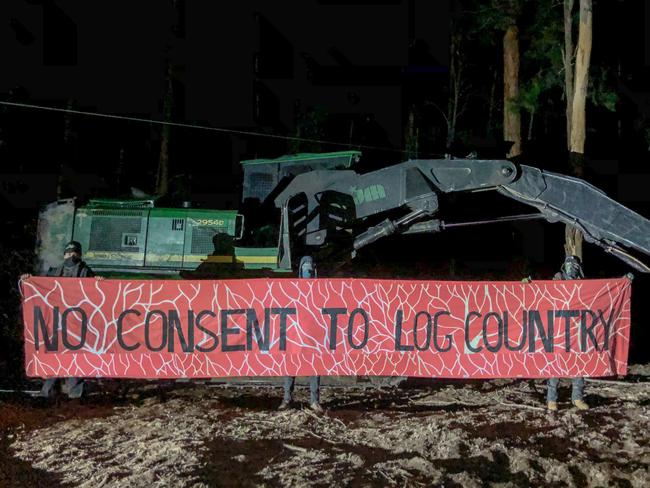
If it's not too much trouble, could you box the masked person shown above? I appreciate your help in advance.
[21,240,103,399]
[547,255,589,412]
[279,256,323,413]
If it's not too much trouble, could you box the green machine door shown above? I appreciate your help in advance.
[145,208,187,268]
[75,207,150,268]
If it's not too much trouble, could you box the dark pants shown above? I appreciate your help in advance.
[283,376,320,404]
[39,378,84,399]
[547,377,584,402]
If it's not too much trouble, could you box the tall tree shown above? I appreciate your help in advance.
[565,0,592,258]
[563,0,575,148]
[506,1,610,259]
[569,0,592,166]
[475,0,523,158]
[474,1,608,261]
[503,22,521,157]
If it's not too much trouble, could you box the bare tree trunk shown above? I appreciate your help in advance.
[503,24,521,158]
[564,225,583,258]
[565,0,592,261]
[156,62,173,196]
[570,0,592,158]
[563,0,574,149]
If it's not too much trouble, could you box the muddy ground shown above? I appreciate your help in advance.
[1,366,649,488]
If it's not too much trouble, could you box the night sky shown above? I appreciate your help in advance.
[0,1,449,208]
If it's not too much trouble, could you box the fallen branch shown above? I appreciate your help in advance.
[586,378,648,387]
[301,428,329,441]
[0,389,40,395]
[283,443,308,453]
[328,399,367,409]
[411,399,489,408]
[330,417,347,430]
[303,408,327,423]
[256,419,280,425]
[498,401,546,412]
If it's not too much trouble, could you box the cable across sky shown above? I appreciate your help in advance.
[0,100,447,158]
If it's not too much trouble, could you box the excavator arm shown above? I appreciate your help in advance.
[498,166,650,272]
[273,159,650,272]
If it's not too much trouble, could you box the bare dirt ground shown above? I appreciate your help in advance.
[1,366,649,488]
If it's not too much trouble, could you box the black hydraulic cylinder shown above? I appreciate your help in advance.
[353,219,396,250]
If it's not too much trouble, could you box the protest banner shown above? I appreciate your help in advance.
[21,277,631,378]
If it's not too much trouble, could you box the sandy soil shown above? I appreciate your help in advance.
[1,366,649,487]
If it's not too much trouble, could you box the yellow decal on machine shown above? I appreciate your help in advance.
[184,255,234,263]
[235,256,277,264]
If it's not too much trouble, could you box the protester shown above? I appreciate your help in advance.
[21,240,103,399]
[279,256,323,413]
[546,255,589,412]
[280,376,322,413]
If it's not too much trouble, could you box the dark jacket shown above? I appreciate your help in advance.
[47,260,95,278]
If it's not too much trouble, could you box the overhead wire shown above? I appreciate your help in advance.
[0,100,448,158]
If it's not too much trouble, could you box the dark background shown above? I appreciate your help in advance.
[1,0,650,382]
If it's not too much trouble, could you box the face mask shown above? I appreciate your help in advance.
[63,256,81,267]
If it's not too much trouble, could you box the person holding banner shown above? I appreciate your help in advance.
[547,255,589,412]
[21,240,104,399]
[279,256,323,413]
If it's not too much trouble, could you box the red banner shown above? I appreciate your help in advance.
[21,277,631,379]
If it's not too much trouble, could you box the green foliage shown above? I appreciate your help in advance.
[510,1,615,133]
[510,2,563,118]
[525,1,564,69]
[518,76,543,114]
[474,0,523,33]
[588,68,618,112]
[427,0,616,150]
